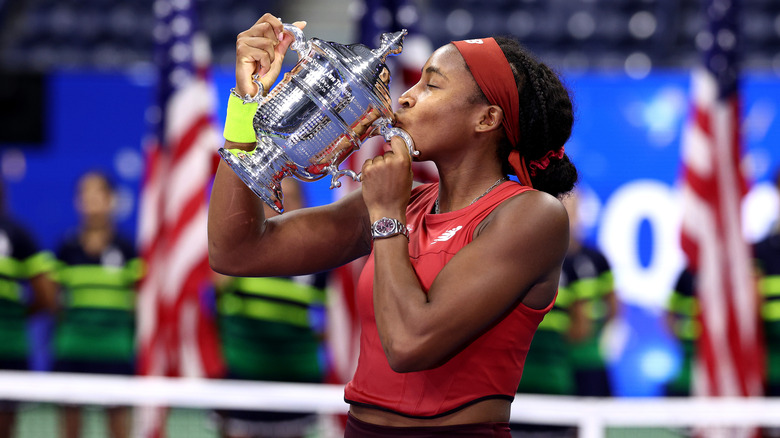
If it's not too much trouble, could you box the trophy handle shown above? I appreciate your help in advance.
[328,166,360,189]
[378,121,419,157]
[327,121,418,189]
[282,24,308,54]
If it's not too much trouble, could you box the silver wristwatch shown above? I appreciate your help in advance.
[371,217,409,240]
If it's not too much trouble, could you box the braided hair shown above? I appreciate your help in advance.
[494,37,578,198]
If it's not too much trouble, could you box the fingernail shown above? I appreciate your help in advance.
[278,32,284,41]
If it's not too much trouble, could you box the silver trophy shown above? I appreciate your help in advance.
[218,24,417,213]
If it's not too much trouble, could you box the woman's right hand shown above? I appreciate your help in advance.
[235,14,306,98]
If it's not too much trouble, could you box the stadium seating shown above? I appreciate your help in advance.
[0,0,778,71]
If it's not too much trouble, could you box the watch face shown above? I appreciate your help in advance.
[372,218,407,239]
[375,218,395,234]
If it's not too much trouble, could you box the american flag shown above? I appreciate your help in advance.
[135,0,223,435]
[679,0,763,415]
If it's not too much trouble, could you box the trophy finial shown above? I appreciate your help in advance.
[373,29,407,62]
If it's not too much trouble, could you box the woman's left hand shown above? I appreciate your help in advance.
[360,134,414,222]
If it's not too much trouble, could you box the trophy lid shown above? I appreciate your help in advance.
[315,29,407,95]
[371,30,407,62]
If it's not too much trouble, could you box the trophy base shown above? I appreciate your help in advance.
[218,147,286,214]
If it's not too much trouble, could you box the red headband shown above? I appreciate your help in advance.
[452,38,532,185]
[452,38,520,147]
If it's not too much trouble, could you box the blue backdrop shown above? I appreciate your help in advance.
[3,68,779,396]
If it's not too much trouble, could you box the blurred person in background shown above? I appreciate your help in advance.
[512,192,616,436]
[213,179,330,438]
[209,14,578,437]
[661,265,701,438]
[511,248,584,438]
[0,179,57,438]
[51,171,143,438]
[663,267,698,398]
[561,192,616,397]
[752,168,780,438]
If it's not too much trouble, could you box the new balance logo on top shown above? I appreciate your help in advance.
[463,39,484,44]
[432,226,463,244]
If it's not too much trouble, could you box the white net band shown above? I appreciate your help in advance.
[2,371,780,438]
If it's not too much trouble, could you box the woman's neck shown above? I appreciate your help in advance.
[431,135,507,213]
[79,218,114,256]
[435,167,507,214]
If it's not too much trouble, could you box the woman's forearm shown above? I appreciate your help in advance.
[372,236,436,373]
[207,142,268,274]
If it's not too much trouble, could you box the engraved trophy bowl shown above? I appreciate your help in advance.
[218,24,417,213]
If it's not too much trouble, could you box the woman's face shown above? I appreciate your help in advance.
[394,44,486,158]
[76,174,115,220]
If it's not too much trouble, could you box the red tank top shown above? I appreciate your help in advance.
[344,181,555,418]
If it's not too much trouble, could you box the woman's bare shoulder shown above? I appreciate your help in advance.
[482,189,568,238]
[479,190,569,307]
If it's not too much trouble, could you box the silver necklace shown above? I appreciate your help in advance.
[433,176,508,214]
